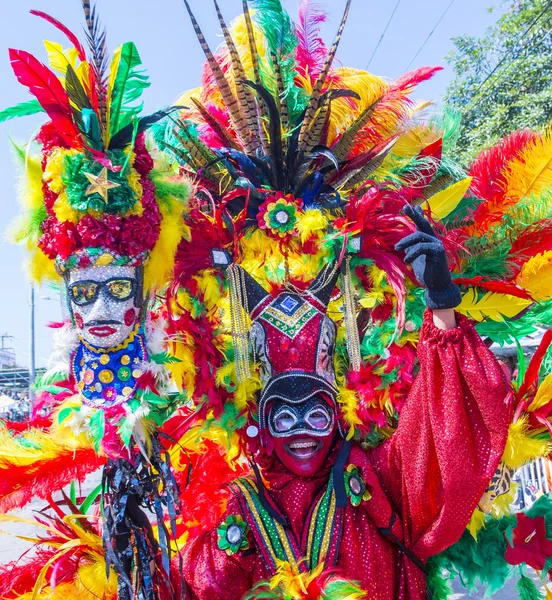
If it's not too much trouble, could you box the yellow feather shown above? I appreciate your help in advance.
[392,124,440,161]
[326,67,388,144]
[528,373,552,412]
[44,41,79,76]
[503,128,552,202]
[502,416,552,469]
[175,87,203,107]
[456,289,532,322]
[194,270,223,310]
[295,209,328,243]
[337,388,362,439]
[0,420,90,470]
[467,485,516,539]
[15,144,45,211]
[25,251,60,284]
[234,375,262,410]
[144,197,187,292]
[466,509,486,539]
[515,250,552,301]
[106,45,122,140]
[229,13,268,82]
[76,557,118,597]
[422,177,472,220]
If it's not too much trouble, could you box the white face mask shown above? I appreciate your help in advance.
[67,265,142,349]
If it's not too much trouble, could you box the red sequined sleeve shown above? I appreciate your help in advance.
[371,311,512,560]
[180,495,257,600]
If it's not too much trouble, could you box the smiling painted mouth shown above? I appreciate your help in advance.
[285,438,321,459]
[88,325,117,337]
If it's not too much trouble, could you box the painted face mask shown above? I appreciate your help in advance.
[67,265,142,349]
[269,395,337,477]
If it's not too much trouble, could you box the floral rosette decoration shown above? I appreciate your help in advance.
[217,514,250,556]
[257,192,304,240]
[344,464,372,507]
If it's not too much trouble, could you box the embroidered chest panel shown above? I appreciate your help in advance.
[259,294,320,340]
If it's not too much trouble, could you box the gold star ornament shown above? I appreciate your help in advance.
[83,167,121,204]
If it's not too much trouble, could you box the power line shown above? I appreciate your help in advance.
[465,0,552,111]
[405,0,456,72]
[366,0,402,70]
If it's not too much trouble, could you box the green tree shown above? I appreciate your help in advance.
[445,0,552,166]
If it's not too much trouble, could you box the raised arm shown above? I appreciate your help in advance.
[371,206,513,560]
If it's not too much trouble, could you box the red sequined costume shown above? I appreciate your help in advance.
[179,312,512,599]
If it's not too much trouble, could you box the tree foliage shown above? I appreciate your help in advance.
[445,0,552,165]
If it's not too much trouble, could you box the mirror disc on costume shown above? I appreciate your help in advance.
[226,525,243,545]
[350,476,363,496]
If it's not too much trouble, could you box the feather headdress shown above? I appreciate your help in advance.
[156,0,552,447]
[3,1,190,291]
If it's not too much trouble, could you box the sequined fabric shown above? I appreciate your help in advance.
[178,312,512,599]
[72,327,146,408]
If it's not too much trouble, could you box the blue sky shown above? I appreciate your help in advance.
[0,0,502,369]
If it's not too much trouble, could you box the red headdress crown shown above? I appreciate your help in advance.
[235,265,340,430]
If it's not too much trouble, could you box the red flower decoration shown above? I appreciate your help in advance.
[119,215,157,255]
[38,217,79,259]
[132,134,155,176]
[77,214,121,252]
[504,513,552,571]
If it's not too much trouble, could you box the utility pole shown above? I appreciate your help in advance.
[29,285,35,402]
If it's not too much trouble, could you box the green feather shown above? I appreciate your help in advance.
[0,99,45,123]
[425,558,454,600]
[79,483,102,514]
[109,42,150,138]
[250,0,303,121]
[516,574,544,600]
[88,410,105,453]
[250,0,296,56]
[433,515,514,594]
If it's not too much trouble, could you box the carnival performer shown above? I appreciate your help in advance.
[156,1,552,598]
[0,3,189,598]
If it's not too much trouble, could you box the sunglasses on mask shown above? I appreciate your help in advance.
[268,397,335,438]
[69,278,137,306]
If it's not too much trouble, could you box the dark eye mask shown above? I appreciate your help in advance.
[268,396,335,438]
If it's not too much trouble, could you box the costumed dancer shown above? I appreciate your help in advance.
[150,0,552,598]
[0,3,190,598]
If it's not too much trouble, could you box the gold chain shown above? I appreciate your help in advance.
[227,264,251,382]
[342,256,361,371]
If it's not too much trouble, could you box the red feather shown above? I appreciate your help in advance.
[171,438,250,538]
[0,549,58,598]
[391,66,442,92]
[454,276,535,300]
[508,219,552,264]
[517,330,552,401]
[9,48,80,146]
[469,130,537,202]
[29,10,87,61]
[467,130,538,236]
[0,447,103,513]
[3,417,52,433]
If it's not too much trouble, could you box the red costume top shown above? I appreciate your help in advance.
[180,312,512,599]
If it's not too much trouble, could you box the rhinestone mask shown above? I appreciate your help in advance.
[67,265,143,349]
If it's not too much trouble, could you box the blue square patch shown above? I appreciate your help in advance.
[277,295,301,315]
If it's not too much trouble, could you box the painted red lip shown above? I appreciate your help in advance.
[88,325,117,337]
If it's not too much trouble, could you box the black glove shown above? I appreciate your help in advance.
[395,205,461,310]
